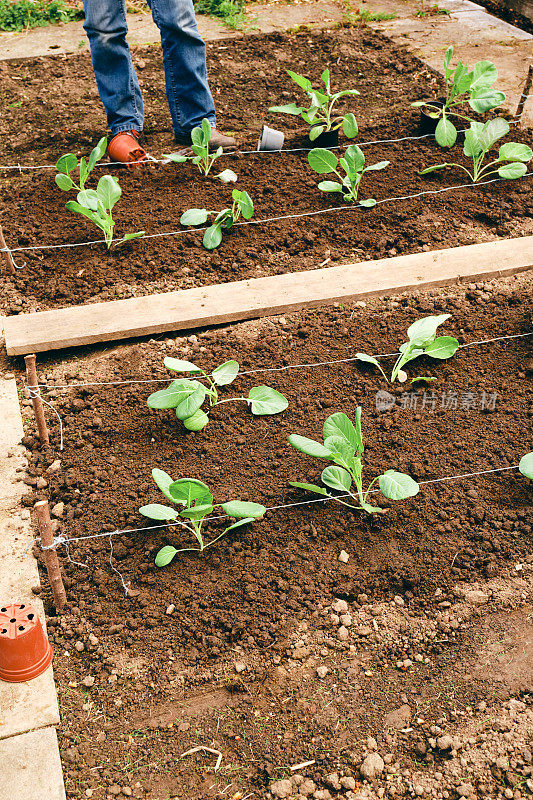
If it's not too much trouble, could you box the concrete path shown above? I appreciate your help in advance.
[0,378,65,800]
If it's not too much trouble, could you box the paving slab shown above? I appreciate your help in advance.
[0,726,65,800]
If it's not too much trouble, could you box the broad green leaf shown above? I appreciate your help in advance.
[97,174,121,210]
[268,103,304,115]
[407,314,451,346]
[318,180,343,193]
[117,230,145,244]
[289,434,332,458]
[201,117,212,139]
[223,518,256,534]
[88,136,107,172]
[164,357,202,373]
[321,465,352,492]
[378,470,419,500]
[180,208,209,226]
[287,70,313,93]
[435,117,457,148]
[181,503,214,520]
[183,409,209,431]
[518,452,533,479]
[320,68,331,91]
[175,385,206,420]
[212,360,239,386]
[443,45,453,69]
[233,189,254,219]
[463,121,484,158]
[163,152,189,163]
[411,376,437,385]
[308,148,339,174]
[203,223,223,250]
[77,189,99,210]
[355,352,387,379]
[411,101,426,107]
[478,117,509,154]
[309,125,325,141]
[289,481,329,496]
[155,546,178,567]
[323,412,357,450]
[139,503,178,520]
[56,153,77,174]
[497,162,528,179]
[344,144,365,173]
[342,113,358,138]
[191,124,206,147]
[217,169,238,183]
[248,386,288,415]
[365,160,389,172]
[419,164,451,175]
[469,89,505,113]
[359,198,377,208]
[55,173,75,191]
[221,500,266,519]
[470,60,498,91]
[424,335,459,359]
[65,200,106,230]
[169,478,212,506]
[498,142,532,163]
[361,501,385,514]
[152,468,175,502]
[147,379,198,409]
[323,435,357,468]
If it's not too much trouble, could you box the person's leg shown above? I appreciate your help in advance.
[148,0,216,137]
[83,0,144,135]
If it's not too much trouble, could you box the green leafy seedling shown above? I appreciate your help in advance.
[147,356,288,430]
[289,408,419,514]
[139,469,266,566]
[269,69,359,141]
[55,138,144,248]
[308,145,389,205]
[180,189,254,249]
[419,118,532,183]
[164,118,227,177]
[519,452,533,480]
[356,313,460,383]
[412,45,506,147]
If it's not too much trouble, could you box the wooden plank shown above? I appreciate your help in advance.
[4,236,533,356]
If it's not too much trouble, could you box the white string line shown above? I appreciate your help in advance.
[31,331,533,392]
[0,245,25,270]
[27,384,64,450]
[0,116,525,173]
[41,464,519,552]
[6,172,533,254]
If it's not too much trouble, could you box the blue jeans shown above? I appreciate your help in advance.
[83,0,216,137]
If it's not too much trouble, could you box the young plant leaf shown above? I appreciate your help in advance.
[55,173,75,191]
[309,125,325,141]
[308,148,339,173]
[288,435,333,458]
[342,113,358,138]
[497,162,527,179]
[164,153,189,163]
[355,353,388,380]
[378,470,419,500]
[318,180,344,193]
[217,169,238,183]
[268,103,304,115]
[518,452,533,479]
[321,465,352,492]
[164,357,202,373]
[139,503,179,520]
[175,385,206,420]
[203,223,223,250]
[147,379,197,409]
[97,174,121,210]
[248,386,288,415]
[364,160,390,172]
[359,198,377,207]
[169,478,212,506]
[223,518,256,534]
[221,500,266,518]
[497,142,532,162]
[435,117,457,147]
[56,153,77,174]
[180,208,209,226]
[407,314,451,346]
[77,189,99,210]
[181,503,214,520]
[424,336,459,359]
[152,468,175,502]
[183,409,209,431]
[287,70,313,92]
[87,137,107,173]
[411,376,437,385]
[322,412,358,450]
[469,89,505,113]
[289,481,329,496]
[155,546,179,567]
[212,360,239,386]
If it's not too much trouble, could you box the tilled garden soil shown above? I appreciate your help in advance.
[15,275,533,799]
[1,27,532,314]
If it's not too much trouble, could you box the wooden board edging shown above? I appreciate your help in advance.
[4,236,533,356]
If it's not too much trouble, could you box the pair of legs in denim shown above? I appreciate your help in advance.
[83,0,216,137]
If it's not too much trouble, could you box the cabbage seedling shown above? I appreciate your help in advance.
[419,118,532,183]
[147,356,288,431]
[356,314,460,383]
[308,145,389,205]
[289,409,419,513]
[180,189,254,249]
[139,470,266,566]
[269,69,359,141]
[164,118,225,177]
[55,138,145,248]
[412,46,506,147]
[519,452,533,480]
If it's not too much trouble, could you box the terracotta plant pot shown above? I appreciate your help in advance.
[419,99,445,134]
[307,127,339,148]
[0,603,53,683]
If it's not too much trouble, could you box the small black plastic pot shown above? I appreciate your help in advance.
[307,126,339,148]
[419,99,445,134]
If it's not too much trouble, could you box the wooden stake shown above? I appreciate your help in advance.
[0,223,16,275]
[24,353,50,447]
[515,63,533,122]
[34,500,67,611]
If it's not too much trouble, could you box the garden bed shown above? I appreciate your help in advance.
[1,27,532,315]
[19,273,533,799]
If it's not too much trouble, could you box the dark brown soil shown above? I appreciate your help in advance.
[1,27,532,315]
